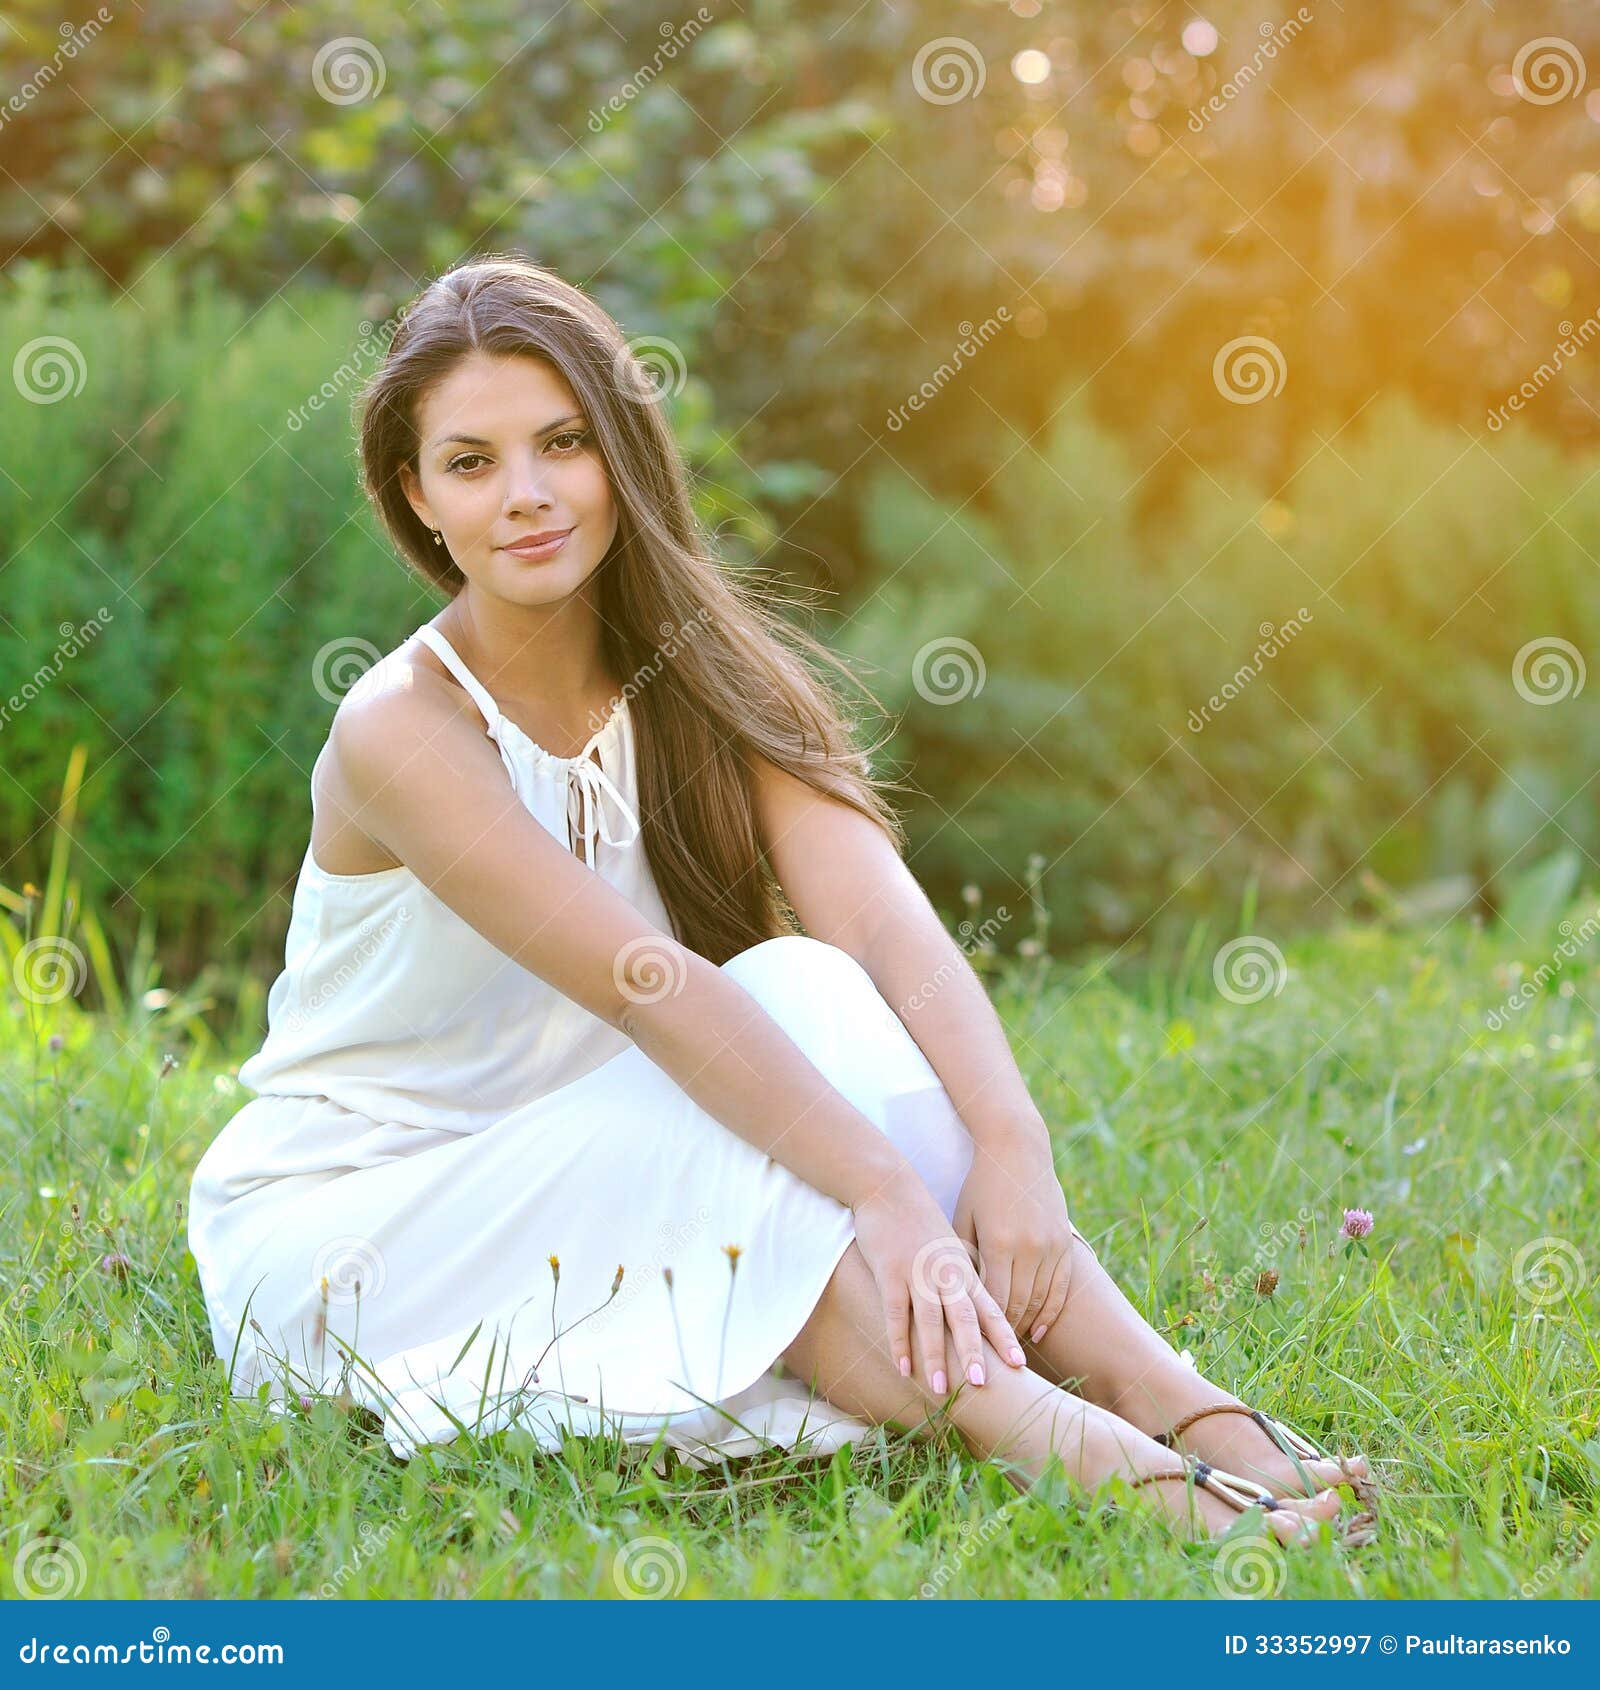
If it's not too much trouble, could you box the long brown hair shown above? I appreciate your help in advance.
[355,253,907,963]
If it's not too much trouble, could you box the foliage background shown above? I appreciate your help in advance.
[2,0,1599,994]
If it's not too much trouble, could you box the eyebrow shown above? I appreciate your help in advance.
[428,413,587,451]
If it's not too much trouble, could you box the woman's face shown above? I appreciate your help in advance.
[399,350,619,606]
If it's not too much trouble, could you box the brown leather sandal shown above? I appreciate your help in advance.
[1123,1452,1321,1542]
[1154,1402,1379,1547]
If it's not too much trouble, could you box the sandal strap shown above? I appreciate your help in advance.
[1154,1401,1265,1448]
[1156,1401,1332,1465]
[1125,1465,1200,1494]
[1126,1456,1283,1514]
[1202,1463,1284,1511]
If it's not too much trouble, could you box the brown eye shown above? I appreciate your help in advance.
[446,452,489,474]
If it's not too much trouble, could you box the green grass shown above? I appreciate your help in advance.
[1,893,1597,1599]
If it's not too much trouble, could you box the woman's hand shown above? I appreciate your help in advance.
[851,1171,1028,1394]
[952,1127,1076,1346]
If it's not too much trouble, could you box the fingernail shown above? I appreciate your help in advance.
[932,1369,947,1394]
[1009,1346,1026,1366]
[1031,1324,1046,1343]
[968,1362,985,1386]
[898,1355,910,1378]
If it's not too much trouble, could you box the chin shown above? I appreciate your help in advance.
[490,549,602,603]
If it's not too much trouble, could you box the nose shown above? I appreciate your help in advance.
[501,447,557,518]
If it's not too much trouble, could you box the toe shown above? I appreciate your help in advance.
[1265,1455,1351,1495]
[1266,1506,1321,1547]
[1277,1486,1341,1522]
[1222,1485,1341,1549]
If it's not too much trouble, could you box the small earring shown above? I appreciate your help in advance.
[431,528,443,546]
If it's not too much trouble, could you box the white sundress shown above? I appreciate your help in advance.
[188,618,976,1466]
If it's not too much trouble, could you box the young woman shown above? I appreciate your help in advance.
[189,255,1374,1548]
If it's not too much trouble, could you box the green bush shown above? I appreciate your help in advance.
[839,393,1600,951]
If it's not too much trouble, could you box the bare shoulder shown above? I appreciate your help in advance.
[311,636,487,874]
[746,747,814,813]
[747,748,854,838]
[332,637,474,756]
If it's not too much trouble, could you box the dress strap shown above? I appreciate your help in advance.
[412,626,501,733]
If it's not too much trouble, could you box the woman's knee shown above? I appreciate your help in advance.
[719,933,867,995]
[721,934,941,1089]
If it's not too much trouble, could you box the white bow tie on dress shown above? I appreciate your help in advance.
[566,753,642,860]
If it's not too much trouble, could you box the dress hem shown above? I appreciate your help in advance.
[351,1220,864,1460]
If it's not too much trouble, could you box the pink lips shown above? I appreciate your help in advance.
[500,526,574,559]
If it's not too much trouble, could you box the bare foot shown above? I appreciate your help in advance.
[1071,1399,1344,1547]
[1132,1469,1344,1547]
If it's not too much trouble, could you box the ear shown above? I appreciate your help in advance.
[398,459,432,531]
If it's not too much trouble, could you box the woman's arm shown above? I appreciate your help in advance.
[748,754,1050,1154]
[329,663,1028,1384]
[750,753,1077,1342]
[332,669,908,1212]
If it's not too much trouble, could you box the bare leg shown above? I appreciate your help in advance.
[1017,1228,1369,1497]
[780,1242,1341,1544]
